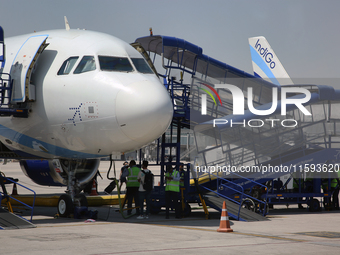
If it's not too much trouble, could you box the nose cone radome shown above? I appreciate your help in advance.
[116,80,173,145]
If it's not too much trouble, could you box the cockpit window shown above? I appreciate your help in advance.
[58,56,79,75]
[131,58,153,74]
[74,56,96,74]
[98,56,133,72]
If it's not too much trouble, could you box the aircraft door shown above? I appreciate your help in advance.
[10,35,48,103]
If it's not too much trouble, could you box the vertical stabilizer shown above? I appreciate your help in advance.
[249,36,293,86]
[64,16,70,31]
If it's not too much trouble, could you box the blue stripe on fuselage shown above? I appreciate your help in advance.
[0,124,107,159]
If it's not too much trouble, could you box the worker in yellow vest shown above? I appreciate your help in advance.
[331,177,339,210]
[165,165,181,219]
[292,176,304,209]
[126,160,140,216]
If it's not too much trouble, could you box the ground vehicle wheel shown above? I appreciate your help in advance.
[58,194,74,217]
[309,198,321,212]
[241,198,256,212]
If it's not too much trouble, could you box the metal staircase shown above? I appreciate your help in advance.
[0,26,47,118]
[135,34,340,219]
[0,174,36,229]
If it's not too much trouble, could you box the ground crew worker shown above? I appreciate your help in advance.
[165,165,181,219]
[126,160,140,216]
[322,179,331,210]
[331,178,339,210]
[305,178,313,191]
[179,163,185,214]
[292,176,304,209]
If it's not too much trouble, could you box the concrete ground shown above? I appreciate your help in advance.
[1,161,340,254]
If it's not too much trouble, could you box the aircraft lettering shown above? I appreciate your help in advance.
[255,39,276,69]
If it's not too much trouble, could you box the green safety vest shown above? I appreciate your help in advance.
[165,170,180,192]
[331,178,338,188]
[126,166,140,187]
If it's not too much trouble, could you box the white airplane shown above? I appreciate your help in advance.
[248,36,293,86]
[0,20,173,216]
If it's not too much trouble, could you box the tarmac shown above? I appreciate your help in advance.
[1,161,340,254]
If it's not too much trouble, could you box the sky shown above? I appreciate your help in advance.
[1,0,340,85]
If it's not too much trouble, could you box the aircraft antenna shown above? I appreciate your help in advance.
[64,16,70,31]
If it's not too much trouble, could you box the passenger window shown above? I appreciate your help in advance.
[74,56,96,74]
[131,58,153,74]
[99,56,133,72]
[57,57,79,75]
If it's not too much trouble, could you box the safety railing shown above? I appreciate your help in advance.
[0,72,12,106]
[227,171,269,216]
[199,173,244,220]
[1,177,36,222]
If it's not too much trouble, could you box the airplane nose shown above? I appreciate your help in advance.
[116,79,173,144]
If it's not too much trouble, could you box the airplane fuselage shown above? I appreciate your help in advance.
[0,29,173,159]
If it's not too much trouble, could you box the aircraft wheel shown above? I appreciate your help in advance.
[241,198,256,212]
[58,194,74,217]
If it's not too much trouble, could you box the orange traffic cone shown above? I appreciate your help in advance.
[217,201,233,232]
[89,179,98,196]
[12,183,18,196]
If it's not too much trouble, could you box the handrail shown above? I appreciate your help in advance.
[0,72,12,106]
[1,177,36,222]
[225,171,268,216]
[200,185,243,221]
[198,171,269,217]
[204,173,245,220]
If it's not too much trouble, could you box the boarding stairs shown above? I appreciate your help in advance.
[0,174,36,229]
[198,173,269,221]
[0,73,29,117]
[0,26,47,118]
[135,35,340,219]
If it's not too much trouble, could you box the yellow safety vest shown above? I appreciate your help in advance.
[331,178,338,188]
[165,171,180,192]
[126,166,140,187]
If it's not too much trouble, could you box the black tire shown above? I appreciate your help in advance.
[58,194,74,217]
[75,193,88,207]
[309,198,321,212]
[241,198,256,212]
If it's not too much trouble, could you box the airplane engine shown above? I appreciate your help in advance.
[20,159,100,187]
